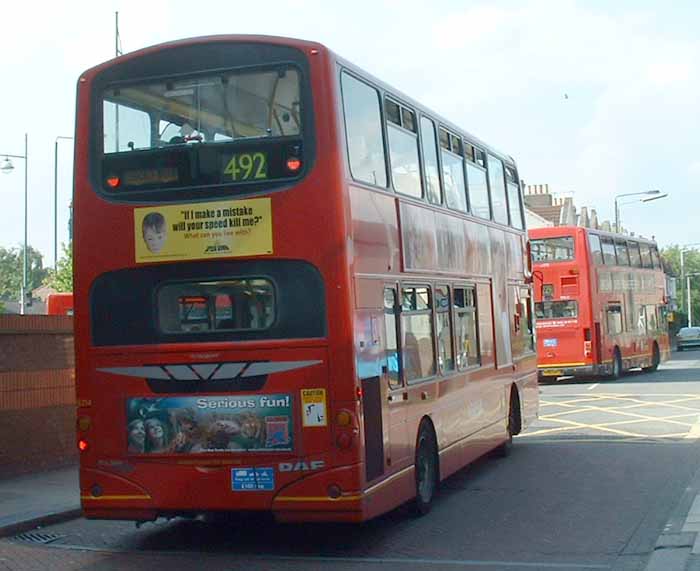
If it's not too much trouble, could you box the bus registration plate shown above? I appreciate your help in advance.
[542,369,562,377]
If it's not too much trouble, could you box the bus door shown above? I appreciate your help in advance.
[382,285,410,470]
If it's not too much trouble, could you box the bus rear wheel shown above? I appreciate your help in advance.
[643,343,660,372]
[495,389,520,458]
[413,422,438,516]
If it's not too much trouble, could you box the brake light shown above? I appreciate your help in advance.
[78,439,89,452]
[286,157,302,172]
[106,175,120,188]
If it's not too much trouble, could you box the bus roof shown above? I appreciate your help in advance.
[529,225,658,246]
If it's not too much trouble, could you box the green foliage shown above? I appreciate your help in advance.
[0,245,49,301]
[43,243,73,292]
[661,245,700,328]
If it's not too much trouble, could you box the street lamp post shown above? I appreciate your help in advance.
[614,189,662,234]
[1,134,29,314]
[54,136,73,268]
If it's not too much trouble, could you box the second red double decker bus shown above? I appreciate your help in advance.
[530,226,670,381]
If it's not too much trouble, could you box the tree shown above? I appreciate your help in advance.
[661,245,700,328]
[43,243,73,292]
[0,246,49,302]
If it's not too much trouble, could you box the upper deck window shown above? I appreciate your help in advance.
[466,145,490,220]
[342,73,387,187]
[531,236,575,262]
[95,49,311,200]
[104,67,301,154]
[505,166,523,230]
[487,155,508,225]
[439,128,467,212]
[588,234,604,265]
[386,99,422,198]
[614,239,630,266]
[600,236,617,265]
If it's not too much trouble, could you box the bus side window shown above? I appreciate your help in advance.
[386,99,423,199]
[435,285,455,373]
[341,72,388,188]
[588,234,604,265]
[383,287,402,389]
[606,303,623,335]
[401,285,436,382]
[511,286,535,358]
[454,286,480,369]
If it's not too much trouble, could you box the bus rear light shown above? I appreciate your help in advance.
[336,410,354,427]
[286,157,302,172]
[584,328,592,341]
[355,386,363,400]
[77,416,92,432]
[78,439,90,452]
[584,341,592,357]
[106,175,120,188]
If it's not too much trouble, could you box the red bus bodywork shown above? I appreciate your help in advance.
[74,35,538,524]
[46,292,74,316]
[530,226,670,380]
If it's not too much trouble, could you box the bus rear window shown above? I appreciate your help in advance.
[158,279,275,334]
[535,300,578,319]
[531,236,575,262]
[104,67,301,153]
[100,66,305,194]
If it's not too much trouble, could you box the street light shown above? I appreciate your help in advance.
[0,133,28,314]
[54,136,73,268]
[614,190,662,234]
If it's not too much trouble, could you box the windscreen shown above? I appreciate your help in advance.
[531,236,575,262]
[535,300,578,319]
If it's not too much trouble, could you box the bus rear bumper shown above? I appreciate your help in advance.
[538,364,607,380]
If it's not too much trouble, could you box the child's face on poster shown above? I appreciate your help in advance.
[143,227,166,253]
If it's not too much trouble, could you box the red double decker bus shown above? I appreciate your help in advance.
[530,226,670,381]
[74,35,538,524]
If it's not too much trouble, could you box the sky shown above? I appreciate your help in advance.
[1,0,699,267]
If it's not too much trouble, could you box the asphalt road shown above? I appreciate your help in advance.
[3,352,700,571]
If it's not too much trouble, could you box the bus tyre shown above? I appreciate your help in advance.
[495,389,520,458]
[610,349,623,380]
[643,343,660,372]
[413,422,438,516]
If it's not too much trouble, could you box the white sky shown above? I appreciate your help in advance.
[1,0,698,266]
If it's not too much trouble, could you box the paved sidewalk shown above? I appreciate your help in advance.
[0,466,81,538]
[646,462,700,571]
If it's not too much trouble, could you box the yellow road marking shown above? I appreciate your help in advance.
[685,416,700,440]
[528,393,700,441]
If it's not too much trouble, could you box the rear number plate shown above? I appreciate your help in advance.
[543,338,558,347]
[542,369,563,377]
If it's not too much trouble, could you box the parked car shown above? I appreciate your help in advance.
[676,327,700,351]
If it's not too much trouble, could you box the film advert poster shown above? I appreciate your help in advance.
[126,395,293,455]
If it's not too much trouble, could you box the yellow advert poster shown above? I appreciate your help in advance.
[134,198,272,263]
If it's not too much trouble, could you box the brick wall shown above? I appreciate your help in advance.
[0,315,76,478]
